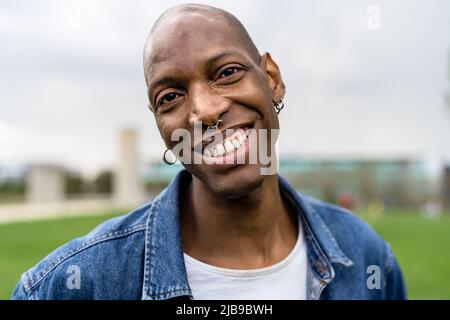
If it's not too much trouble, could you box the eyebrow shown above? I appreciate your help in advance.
[148,50,246,101]
[203,50,243,69]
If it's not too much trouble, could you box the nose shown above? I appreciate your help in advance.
[188,83,230,129]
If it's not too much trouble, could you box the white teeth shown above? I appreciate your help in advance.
[215,144,225,156]
[224,140,234,153]
[204,129,248,158]
[232,139,240,149]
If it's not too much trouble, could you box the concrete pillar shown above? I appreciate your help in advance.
[114,128,145,206]
[26,164,65,203]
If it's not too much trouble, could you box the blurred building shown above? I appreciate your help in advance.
[113,128,146,206]
[279,158,427,209]
[143,158,430,210]
[26,164,65,203]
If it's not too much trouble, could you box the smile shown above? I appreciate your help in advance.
[203,128,250,158]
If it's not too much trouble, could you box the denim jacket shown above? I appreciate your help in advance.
[12,169,406,300]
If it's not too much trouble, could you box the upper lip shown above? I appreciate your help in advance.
[192,121,254,152]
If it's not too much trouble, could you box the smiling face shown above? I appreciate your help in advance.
[144,6,285,198]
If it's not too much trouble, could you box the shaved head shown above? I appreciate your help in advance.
[141,3,285,197]
[143,4,260,84]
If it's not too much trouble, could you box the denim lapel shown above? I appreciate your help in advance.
[141,170,193,300]
[278,174,354,299]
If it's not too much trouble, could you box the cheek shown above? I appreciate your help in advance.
[242,73,270,100]
[156,114,191,148]
[156,117,177,146]
[239,74,278,128]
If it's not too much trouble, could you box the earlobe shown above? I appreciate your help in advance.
[261,52,286,103]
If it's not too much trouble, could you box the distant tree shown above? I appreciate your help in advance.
[65,171,84,195]
[94,170,113,194]
[0,178,25,195]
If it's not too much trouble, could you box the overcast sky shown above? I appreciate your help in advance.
[1,0,449,175]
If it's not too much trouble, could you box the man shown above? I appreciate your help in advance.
[13,4,406,300]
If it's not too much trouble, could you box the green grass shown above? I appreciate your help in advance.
[358,210,450,299]
[0,211,123,300]
[0,209,449,299]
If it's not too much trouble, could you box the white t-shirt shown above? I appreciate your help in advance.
[183,219,307,300]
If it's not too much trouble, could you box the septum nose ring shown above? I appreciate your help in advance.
[207,119,222,131]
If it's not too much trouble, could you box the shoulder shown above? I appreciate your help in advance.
[300,193,392,266]
[299,194,407,299]
[12,202,151,300]
[302,194,382,243]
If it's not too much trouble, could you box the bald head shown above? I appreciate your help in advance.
[141,4,286,194]
[143,4,260,84]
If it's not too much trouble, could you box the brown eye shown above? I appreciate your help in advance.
[158,92,180,106]
[220,67,240,78]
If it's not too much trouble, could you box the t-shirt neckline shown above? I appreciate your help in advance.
[183,217,303,278]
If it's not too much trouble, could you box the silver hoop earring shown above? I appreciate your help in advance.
[162,148,177,165]
[274,99,284,114]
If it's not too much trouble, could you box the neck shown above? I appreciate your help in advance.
[181,173,298,269]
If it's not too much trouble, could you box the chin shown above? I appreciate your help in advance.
[187,163,266,199]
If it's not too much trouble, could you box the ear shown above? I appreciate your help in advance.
[261,52,286,103]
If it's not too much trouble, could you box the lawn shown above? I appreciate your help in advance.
[359,210,450,299]
[0,210,125,300]
[0,209,449,299]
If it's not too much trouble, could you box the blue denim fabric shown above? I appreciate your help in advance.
[12,169,406,300]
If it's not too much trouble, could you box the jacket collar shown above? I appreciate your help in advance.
[278,174,354,268]
[277,174,354,299]
[141,169,353,300]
